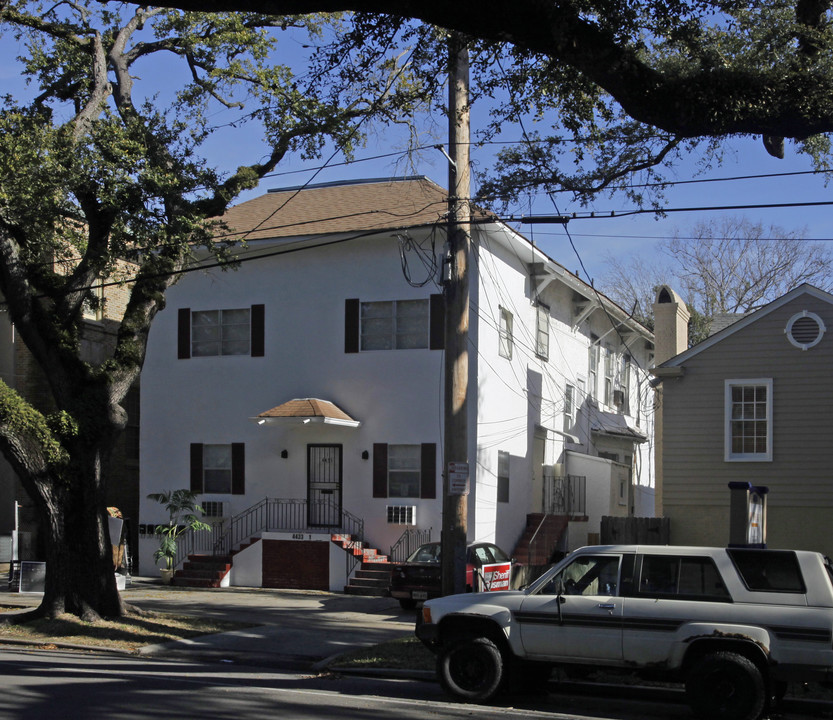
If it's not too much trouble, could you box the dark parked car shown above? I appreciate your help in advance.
[389,541,513,609]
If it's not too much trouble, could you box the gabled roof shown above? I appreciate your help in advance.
[659,283,833,368]
[218,176,494,242]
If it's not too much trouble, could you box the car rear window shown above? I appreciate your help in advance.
[728,549,806,593]
[637,555,731,601]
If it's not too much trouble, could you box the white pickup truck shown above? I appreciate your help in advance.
[416,544,833,720]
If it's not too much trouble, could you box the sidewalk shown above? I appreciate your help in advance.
[1,575,421,673]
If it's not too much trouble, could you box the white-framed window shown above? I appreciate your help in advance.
[536,303,550,360]
[725,379,773,462]
[191,442,245,495]
[192,308,251,357]
[617,354,631,414]
[203,444,234,493]
[499,307,513,359]
[604,345,615,406]
[361,300,429,350]
[386,505,416,524]
[497,450,510,503]
[388,444,422,498]
[564,384,575,432]
[588,336,599,400]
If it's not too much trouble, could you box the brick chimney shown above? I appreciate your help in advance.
[651,285,689,517]
[652,285,690,363]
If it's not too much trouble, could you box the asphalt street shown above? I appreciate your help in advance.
[1,575,418,669]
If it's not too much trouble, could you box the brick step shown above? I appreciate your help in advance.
[355,566,392,579]
[349,576,391,589]
[343,584,390,597]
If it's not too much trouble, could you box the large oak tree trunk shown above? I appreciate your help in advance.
[15,419,127,620]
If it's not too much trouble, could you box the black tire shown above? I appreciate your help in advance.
[685,651,766,720]
[398,598,417,610]
[437,636,505,702]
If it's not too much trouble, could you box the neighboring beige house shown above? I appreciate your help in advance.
[652,283,833,557]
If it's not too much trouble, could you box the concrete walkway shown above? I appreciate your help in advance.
[1,576,419,671]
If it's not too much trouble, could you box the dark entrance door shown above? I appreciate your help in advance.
[307,444,343,527]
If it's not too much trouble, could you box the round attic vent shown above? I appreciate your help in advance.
[785,311,825,350]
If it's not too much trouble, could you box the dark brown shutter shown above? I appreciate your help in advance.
[372,443,388,498]
[420,443,437,499]
[345,298,360,353]
[429,294,445,350]
[231,443,245,495]
[178,309,191,359]
[251,304,265,357]
[190,443,203,493]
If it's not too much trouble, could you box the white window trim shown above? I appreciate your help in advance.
[498,307,513,360]
[536,303,550,360]
[724,378,773,462]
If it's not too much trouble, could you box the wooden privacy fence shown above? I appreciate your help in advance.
[601,516,670,545]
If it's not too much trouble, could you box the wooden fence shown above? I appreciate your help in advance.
[600,516,670,545]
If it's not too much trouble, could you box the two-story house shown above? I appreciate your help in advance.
[652,283,833,557]
[138,176,655,590]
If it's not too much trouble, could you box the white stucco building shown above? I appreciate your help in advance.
[138,177,655,589]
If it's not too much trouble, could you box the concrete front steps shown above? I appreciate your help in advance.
[331,534,392,597]
[512,513,570,565]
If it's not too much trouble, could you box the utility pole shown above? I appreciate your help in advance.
[441,33,471,597]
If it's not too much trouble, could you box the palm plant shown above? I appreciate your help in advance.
[147,489,211,571]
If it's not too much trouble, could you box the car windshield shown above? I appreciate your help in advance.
[407,543,441,563]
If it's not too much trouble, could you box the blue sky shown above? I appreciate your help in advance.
[2,17,832,290]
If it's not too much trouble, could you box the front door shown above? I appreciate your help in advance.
[307,444,343,527]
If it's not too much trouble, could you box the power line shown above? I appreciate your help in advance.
[516,198,833,224]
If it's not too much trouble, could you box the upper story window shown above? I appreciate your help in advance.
[345,296,444,353]
[536,303,550,360]
[178,305,264,359]
[616,354,631,414]
[193,309,250,356]
[362,300,428,350]
[499,307,513,360]
[588,336,599,400]
[563,383,575,432]
[603,345,615,406]
[725,379,773,462]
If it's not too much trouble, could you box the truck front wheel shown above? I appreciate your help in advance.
[685,651,766,720]
[437,636,505,702]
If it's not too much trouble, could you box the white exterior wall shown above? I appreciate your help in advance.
[138,210,655,580]
[140,230,446,573]
[470,228,537,553]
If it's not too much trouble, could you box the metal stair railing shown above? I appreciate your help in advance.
[211,498,365,558]
[389,527,432,563]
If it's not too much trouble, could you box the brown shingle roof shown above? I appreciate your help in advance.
[253,398,360,427]
[216,176,490,242]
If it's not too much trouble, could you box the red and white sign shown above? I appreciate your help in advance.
[480,562,512,592]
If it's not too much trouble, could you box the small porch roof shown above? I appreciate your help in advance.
[251,398,361,428]
[590,411,647,443]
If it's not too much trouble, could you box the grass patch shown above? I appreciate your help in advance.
[332,636,435,672]
[0,610,250,653]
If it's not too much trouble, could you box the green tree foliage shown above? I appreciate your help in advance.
[122,1,833,151]
[0,0,426,621]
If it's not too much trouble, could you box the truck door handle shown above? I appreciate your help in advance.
[597,603,616,610]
